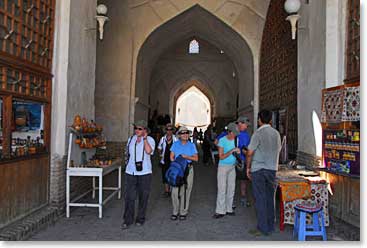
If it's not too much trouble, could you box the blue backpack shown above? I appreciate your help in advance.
[165,155,189,187]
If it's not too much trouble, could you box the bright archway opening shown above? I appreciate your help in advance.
[175,86,211,132]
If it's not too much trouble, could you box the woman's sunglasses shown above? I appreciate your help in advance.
[134,127,144,131]
[179,131,190,135]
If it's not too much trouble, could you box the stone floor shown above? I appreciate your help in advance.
[28,154,335,241]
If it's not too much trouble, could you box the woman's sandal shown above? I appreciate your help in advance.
[179,215,187,220]
[171,215,178,220]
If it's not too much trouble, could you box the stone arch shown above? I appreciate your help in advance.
[134,4,254,123]
[151,62,236,102]
[174,85,212,129]
[170,79,216,124]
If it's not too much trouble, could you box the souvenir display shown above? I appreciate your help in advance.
[321,83,360,176]
[71,115,106,149]
[323,129,360,175]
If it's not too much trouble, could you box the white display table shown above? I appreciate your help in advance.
[65,132,122,218]
[66,161,122,218]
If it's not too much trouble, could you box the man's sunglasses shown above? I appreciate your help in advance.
[134,127,145,131]
[179,131,190,135]
[166,128,174,131]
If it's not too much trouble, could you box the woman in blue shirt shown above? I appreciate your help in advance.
[169,126,198,221]
[213,122,240,219]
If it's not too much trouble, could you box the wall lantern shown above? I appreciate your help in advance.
[96,4,109,40]
[284,0,301,40]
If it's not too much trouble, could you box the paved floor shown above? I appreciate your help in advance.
[30,154,299,241]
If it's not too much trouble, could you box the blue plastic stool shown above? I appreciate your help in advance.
[293,203,327,241]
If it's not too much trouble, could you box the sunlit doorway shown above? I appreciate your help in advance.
[175,86,211,132]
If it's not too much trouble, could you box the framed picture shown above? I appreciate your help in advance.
[13,100,43,131]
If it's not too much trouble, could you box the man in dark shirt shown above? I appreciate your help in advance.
[235,116,251,207]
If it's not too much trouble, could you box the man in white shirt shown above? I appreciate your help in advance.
[122,120,156,230]
[157,123,178,197]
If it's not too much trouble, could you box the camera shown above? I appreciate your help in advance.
[135,161,143,171]
[232,151,242,163]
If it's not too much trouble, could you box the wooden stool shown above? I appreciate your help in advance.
[293,203,327,241]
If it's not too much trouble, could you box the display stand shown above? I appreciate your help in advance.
[318,83,360,227]
[66,132,122,218]
[320,82,360,176]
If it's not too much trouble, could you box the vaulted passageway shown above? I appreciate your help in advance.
[135,5,254,129]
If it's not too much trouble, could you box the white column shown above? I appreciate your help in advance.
[50,0,71,207]
[51,0,71,157]
[325,0,347,88]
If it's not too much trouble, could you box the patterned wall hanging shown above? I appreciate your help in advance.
[321,89,344,123]
[342,86,360,121]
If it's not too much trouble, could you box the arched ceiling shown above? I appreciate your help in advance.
[135,4,255,107]
[150,37,237,101]
[129,0,270,53]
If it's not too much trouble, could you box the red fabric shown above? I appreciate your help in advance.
[279,186,285,231]
[295,203,322,212]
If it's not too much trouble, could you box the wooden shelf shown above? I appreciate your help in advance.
[0,152,49,165]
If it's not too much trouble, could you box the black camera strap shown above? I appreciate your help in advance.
[233,136,242,164]
[134,138,145,163]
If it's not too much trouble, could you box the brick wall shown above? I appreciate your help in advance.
[50,155,92,210]
[95,142,125,159]
[49,155,67,210]
[259,0,298,157]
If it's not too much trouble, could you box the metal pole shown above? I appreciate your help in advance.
[99,174,103,218]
